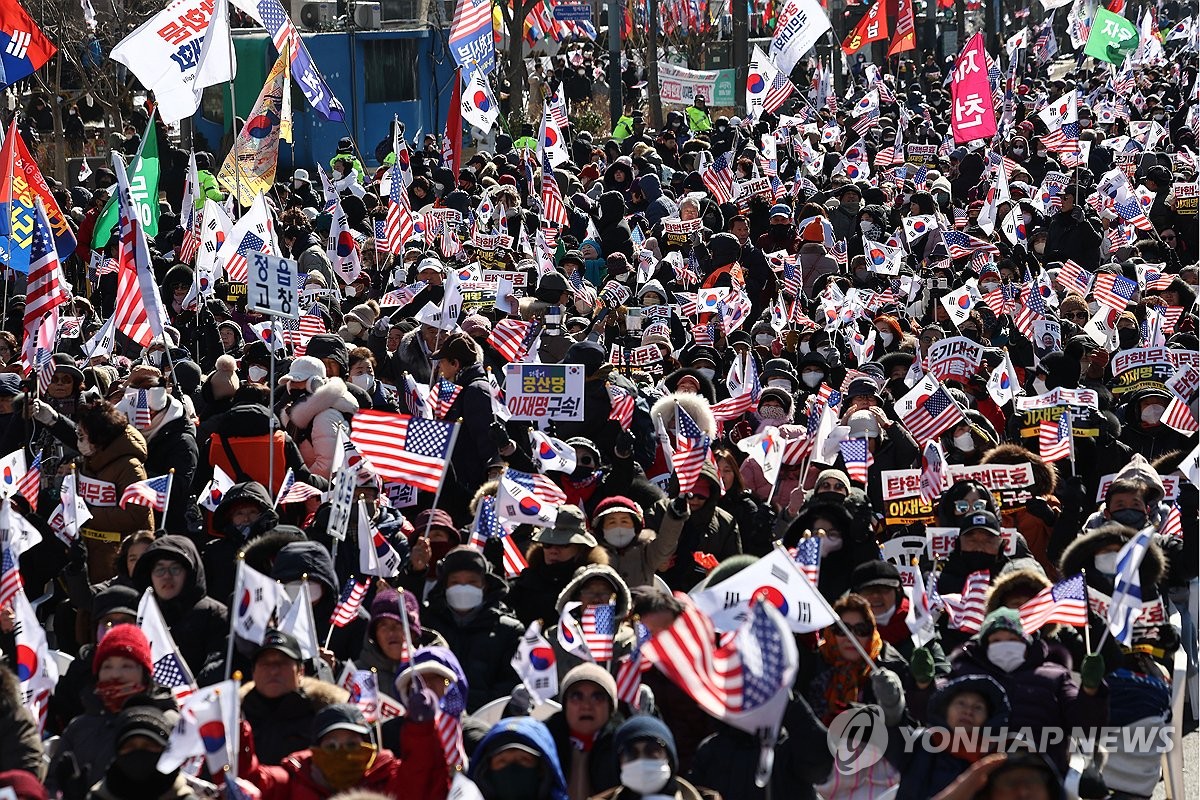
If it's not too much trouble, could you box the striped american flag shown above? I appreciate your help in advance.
[792,536,821,586]
[225,232,267,284]
[1160,504,1183,540]
[1055,260,1094,295]
[942,229,999,260]
[1161,396,1199,433]
[541,150,567,227]
[939,570,991,633]
[607,384,635,427]
[330,579,369,627]
[839,438,873,485]
[583,604,616,662]
[1113,196,1153,232]
[350,412,455,492]
[615,622,651,705]
[1039,409,1073,463]
[673,404,711,493]
[900,386,964,444]
[0,545,23,612]
[119,474,171,511]
[1092,272,1138,310]
[701,151,736,204]
[763,70,796,114]
[487,318,537,362]
[431,378,462,420]
[383,166,414,254]
[1018,574,1088,634]
[16,451,41,512]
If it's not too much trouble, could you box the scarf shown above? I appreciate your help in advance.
[817,630,883,724]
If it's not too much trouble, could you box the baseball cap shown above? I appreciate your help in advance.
[960,510,1002,537]
[313,703,371,740]
[255,629,303,663]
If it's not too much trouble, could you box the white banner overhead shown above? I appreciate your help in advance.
[769,0,833,75]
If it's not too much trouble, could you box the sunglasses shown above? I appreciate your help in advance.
[836,622,875,638]
[955,499,990,515]
[1064,311,1089,321]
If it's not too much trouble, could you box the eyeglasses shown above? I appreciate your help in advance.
[954,499,990,515]
[151,564,186,578]
[51,374,76,385]
[1064,311,1089,321]
[835,622,875,638]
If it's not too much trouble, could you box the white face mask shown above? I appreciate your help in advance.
[801,372,823,388]
[696,367,715,381]
[351,373,374,390]
[859,220,874,234]
[248,365,269,382]
[1094,551,1120,577]
[756,334,776,347]
[952,431,975,453]
[767,379,792,390]
[981,281,999,292]
[445,584,484,612]
[283,581,324,603]
[820,534,843,556]
[1141,405,1165,425]
[620,759,672,795]
[874,604,898,626]
[604,527,637,548]
[878,331,895,346]
[77,435,96,457]
[799,341,812,354]
[988,641,1027,672]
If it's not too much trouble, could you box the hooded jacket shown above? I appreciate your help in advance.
[197,402,325,498]
[634,174,678,227]
[131,535,229,685]
[547,564,635,680]
[0,668,44,779]
[595,190,634,260]
[507,543,611,627]
[784,489,881,602]
[469,717,569,800]
[420,548,524,711]
[202,481,281,601]
[68,422,154,537]
[441,361,498,495]
[281,378,359,479]
[599,500,688,589]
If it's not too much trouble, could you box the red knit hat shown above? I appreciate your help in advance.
[93,624,153,678]
[592,496,644,529]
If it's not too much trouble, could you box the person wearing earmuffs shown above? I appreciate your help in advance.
[278,356,359,481]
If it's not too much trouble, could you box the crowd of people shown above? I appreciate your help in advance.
[0,5,1196,800]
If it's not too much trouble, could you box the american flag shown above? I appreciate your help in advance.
[276,310,328,357]
[1092,272,1138,310]
[487,318,536,362]
[431,378,462,420]
[1161,395,1199,433]
[22,202,72,369]
[1160,504,1183,539]
[1037,409,1074,463]
[330,578,369,627]
[225,232,267,285]
[615,622,651,705]
[939,569,990,633]
[1012,281,1047,338]
[832,239,848,267]
[583,603,616,662]
[275,468,323,505]
[0,545,23,612]
[504,468,567,505]
[1056,260,1094,295]
[851,110,879,137]
[470,495,527,578]
[541,151,567,227]
[642,597,792,719]
[349,412,456,492]
[130,389,153,429]
[382,166,415,253]
[153,651,192,691]
[839,438,873,485]
[942,229,999,260]
[119,474,171,511]
[607,384,636,427]
[900,386,964,444]
[792,536,821,586]
[434,677,468,768]
[701,151,736,204]
[1018,574,1089,634]
[673,404,711,493]
[1113,197,1153,232]
[764,71,796,114]
[16,451,41,512]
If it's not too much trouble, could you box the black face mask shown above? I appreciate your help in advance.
[770,224,794,240]
[1110,508,1148,529]
[107,750,177,797]
[288,388,308,402]
[955,551,999,573]
[1117,328,1140,350]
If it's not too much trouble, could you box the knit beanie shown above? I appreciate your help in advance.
[210,354,240,400]
[93,624,153,677]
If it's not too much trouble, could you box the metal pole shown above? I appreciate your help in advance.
[268,335,276,494]
[647,0,663,130]
[608,0,623,129]
[733,0,749,109]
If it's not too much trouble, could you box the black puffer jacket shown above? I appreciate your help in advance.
[784,488,882,602]
[650,467,742,591]
[595,190,634,260]
[203,481,280,602]
[419,548,524,711]
[131,535,229,686]
[239,676,349,766]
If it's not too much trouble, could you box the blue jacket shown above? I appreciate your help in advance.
[469,717,568,800]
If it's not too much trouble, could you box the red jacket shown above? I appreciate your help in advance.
[241,720,450,800]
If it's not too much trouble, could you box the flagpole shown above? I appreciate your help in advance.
[1065,408,1076,476]
[224,555,244,681]
[268,340,276,494]
[779,543,880,670]
[225,2,243,214]
[421,420,462,542]
[1081,567,1091,654]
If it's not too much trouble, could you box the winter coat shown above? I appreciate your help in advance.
[1044,208,1102,270]
[86,772,199,800]
[892,675,1011,800]
[948,638,1107,772]
[281,378,359,479]
[470,717,569,800]
[392,326,433,385]
[419,550,524,711]
[139,399,199,533]
[357,627,449,700]
[547,564,635,680]
[546,709,623,800]
[800,639,911,725]
[195,403,324,498]
[635,173,678,227]
[131,535,229,685]
[441,362,498,496]
[0,668,44,779]
[649,469,742,591]
[202,481,281,601]
[600,503,688,588]
[798,242,839,297]
[590,779,720,800]
[52,420,154,539]
[240,721,450,800]
[785,489,882,603]
[596,190,634,260]
[508,546,611,627]
[239,677,350,766]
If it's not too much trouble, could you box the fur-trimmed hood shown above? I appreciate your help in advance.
[985,568,1054,637]
[1060,522,1166,590]
[651,391,717,439]
[239,675,350,706]
[554,563,632,618]
[282,377,359,429]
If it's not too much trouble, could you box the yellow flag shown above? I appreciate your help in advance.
[218,53,287,207]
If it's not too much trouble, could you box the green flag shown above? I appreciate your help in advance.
[1084,8,1140,65]
[92,113,161,247]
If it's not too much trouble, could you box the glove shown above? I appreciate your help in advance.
[488,421,512,450]
[403,679,440,723]
[503,684,535,718]
[869,668,906,724]
[669,493,691,517]
[31,399,58,426]
[729,420,753,443]
[615,429,636,459]
[1054,476,1087,508]
[1080,653,1105,691]
[1024,497,1057,526]
[909,646,935,687]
